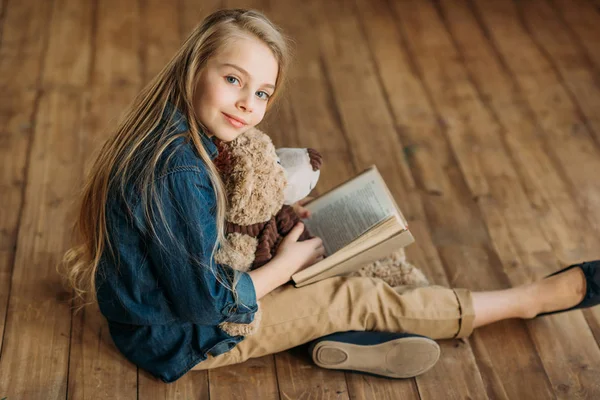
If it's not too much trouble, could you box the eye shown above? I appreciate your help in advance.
[225,76,240,85]
[256,91,271,101]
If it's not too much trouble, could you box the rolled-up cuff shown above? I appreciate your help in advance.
[221,271,258,324]
[453,288,475,338]
[235,271,257,309]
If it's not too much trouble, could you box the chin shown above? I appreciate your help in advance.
[213,129,243,143]
[224,125,255,141]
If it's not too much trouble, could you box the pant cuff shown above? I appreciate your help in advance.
[453,288,475,338]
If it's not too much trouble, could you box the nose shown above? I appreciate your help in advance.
[236,92,254,113]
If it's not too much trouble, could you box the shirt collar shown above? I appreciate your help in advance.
[162,101,218,159]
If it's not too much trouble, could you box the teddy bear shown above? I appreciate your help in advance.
[212,129,319,272]
[212,128,429,337]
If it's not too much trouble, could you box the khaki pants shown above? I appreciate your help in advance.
[193,276,475,370]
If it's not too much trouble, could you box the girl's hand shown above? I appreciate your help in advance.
[292,196,314,219]
[275,222,325,274]
[248,222,325,299]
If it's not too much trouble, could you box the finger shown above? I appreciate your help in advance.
[296,208,310,218]
[283,222,304,243]
[308,236,323,246]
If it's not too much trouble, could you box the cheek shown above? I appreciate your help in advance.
[251,105,268,126]
[203,83,227,109]
[198,77,232,110]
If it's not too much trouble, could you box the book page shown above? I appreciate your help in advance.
[302,167,402,255]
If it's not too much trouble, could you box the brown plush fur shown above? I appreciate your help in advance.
[221,128,286,225]
[214,233,258,271]
[350,249,428,287]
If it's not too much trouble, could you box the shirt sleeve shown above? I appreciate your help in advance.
[141,169,258,326]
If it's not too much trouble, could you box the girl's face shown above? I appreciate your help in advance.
[194,35,279,142]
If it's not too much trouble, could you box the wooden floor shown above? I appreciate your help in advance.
[2,0,600,398]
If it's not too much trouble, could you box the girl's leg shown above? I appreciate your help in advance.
[193,276,475,370]
[472,266,586,329]
[193,266,587,371]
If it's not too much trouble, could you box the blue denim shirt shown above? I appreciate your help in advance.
[96,103,258,383]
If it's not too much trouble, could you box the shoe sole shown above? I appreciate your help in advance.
[311,336,440,378]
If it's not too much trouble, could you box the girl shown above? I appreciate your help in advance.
[60,9,600,384]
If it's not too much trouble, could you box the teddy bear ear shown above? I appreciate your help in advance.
[307,148,322,171]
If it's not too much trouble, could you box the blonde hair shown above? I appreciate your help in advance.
[59,9,291,312]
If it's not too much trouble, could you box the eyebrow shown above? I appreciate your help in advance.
[221,63,276,90]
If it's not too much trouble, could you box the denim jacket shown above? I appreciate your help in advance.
[96,103,258,383]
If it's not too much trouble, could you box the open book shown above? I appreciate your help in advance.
[291,165,414,287]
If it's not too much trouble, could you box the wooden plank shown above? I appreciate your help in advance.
[208,356,280,400]
[65,1,141,397]
[0,0,53,89]
[42,0,94,89]
[305,0,414,207]
[0,0,93,397]
[434,0,600,397]
[255,3,359,398]
[0,89,36,353]
[0,0,7,40]
[0,89,83,399]
[350,0,504,398]
[67,92,142,399]
[550,0,600,72]
[67,298,138,399]
[140,0,180,84]
[362,0,564,398]
[0,5,49,319]
[92,0,141,88]
[407,218,491,400]
[272,345,351,400]
[516,0,600,144]
[264,0,385,398]
[305,0,484,398]
[469,0,600,340]
[429,0,599,265]
[347,0,489,397]
[468,0,600,236]
[139,372,209,399]
[0,0,50,346]
[66,92,141,398]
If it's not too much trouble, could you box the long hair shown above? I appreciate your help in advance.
[59,9,291,312]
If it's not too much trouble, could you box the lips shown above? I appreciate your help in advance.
[222,112,247,128]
